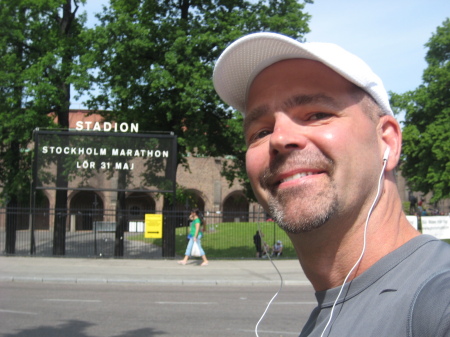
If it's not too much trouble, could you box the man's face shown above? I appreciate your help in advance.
[244,59,382,234]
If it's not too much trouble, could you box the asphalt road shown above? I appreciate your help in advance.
[1,282,316,337]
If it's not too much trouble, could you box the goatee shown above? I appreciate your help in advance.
[260,151,338,233]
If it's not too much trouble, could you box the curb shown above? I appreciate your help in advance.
[0,276,311,286]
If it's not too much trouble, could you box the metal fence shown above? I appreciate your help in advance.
[0,207,294,259]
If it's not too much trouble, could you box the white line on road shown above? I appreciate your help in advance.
[272,301,316,305]
[0,309,38,315]
[43,299,101,303]
[155,301,216,305]
[234,328,299,335]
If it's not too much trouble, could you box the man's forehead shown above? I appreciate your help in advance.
[243,93,341,130]
[244,58,358,112]
[243,59,363,129]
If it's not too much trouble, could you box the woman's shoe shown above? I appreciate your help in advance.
[177,260,187,265]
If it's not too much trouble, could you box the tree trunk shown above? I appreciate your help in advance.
[53,172,68,255]
[114,171,127,257]
[162,197,176,257]
[51,0,76,255]
[5,195,18,254]
[162,139,178,258]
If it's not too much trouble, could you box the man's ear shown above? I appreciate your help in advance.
[379,115,402,172]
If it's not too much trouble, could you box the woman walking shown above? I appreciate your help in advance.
[178,208,209,266]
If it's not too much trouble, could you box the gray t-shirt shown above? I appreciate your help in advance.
[300,235,450,337]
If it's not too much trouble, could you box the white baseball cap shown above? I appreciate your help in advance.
[213,32,393,116]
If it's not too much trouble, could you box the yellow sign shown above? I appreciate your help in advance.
[144,214,163,239]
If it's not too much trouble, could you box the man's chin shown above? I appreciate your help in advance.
[269,202,337,234]
[274,216,327,234]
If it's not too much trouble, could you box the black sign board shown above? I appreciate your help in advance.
[33,130,177,194]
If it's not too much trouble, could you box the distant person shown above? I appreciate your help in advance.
[418,197,424,214]
[213,32,450,336]
[409,194,417,214]
[261,241,271,258]
[178,208,208,266]
[253,230,263,258]
[272,240,283,257]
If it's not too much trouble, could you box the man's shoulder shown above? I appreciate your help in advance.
[404,236,450,337]
[415,235,450,262]
[409,269,450,337]
[380,235,450,274]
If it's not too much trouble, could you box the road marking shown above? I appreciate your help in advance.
[234,328,299,335]
[43,299,101,303]
[0,309,38,315]
[155,301,215,305]
[272,301,316,305]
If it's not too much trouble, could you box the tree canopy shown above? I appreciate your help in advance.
[0,0,88,202]
[82,0,311,179]
[391,18,450,202]
[0,0,312,203]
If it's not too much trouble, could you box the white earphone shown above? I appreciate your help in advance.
[320,145,391,337]
[257,145,393,337]
[383,146,390,162]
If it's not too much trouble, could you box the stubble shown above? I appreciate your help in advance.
[260,151,339,234]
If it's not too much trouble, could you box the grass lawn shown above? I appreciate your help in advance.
[128,221,297,259]
[128,223,450,259]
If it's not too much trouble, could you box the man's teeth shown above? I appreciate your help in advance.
[281,172,316,183]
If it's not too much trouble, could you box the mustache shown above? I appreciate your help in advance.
[259,151,334,189]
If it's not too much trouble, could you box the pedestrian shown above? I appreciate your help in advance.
[409,193,418,214]
[418,197,424,214]
[272,240,283,257]
[253,230,263,258]
[213,32,450,336]
[178,208,208,266]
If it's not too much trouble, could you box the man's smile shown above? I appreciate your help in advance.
[279,171,322,184]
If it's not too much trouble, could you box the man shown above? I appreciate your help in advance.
[272,240,283,257]
[213,32,450,336]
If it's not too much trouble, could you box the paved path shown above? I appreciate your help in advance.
[0,256,311,286]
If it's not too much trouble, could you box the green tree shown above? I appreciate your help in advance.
[391,18,450,202]
[0,0,87,254]
[82,0,312,203]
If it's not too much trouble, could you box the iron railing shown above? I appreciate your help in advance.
[0,207,294,259]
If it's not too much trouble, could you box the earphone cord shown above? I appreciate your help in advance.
[320,158,388,337]
[254,227,284,337]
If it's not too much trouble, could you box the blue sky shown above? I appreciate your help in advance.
[73,1,450,109]
[305,0,450,94]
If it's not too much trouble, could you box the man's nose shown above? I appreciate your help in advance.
[269,113,307,156]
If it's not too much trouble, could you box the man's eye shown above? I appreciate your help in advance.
[255,130,272,138]
[249,129,272,143]
[309,112,333,121]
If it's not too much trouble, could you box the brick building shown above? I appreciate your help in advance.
[2,110,257,232]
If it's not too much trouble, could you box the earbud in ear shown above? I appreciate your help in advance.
[383,147,390,161]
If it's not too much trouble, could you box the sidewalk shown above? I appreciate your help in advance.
[0,256,311,286]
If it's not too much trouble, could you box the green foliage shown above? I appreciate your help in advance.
[81,0,311,196]
[1,0,312,204]
[391,18,450,202]
[0,0,88,204]
[402,201,410,215]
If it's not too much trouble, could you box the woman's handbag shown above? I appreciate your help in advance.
[191,241,201,257]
